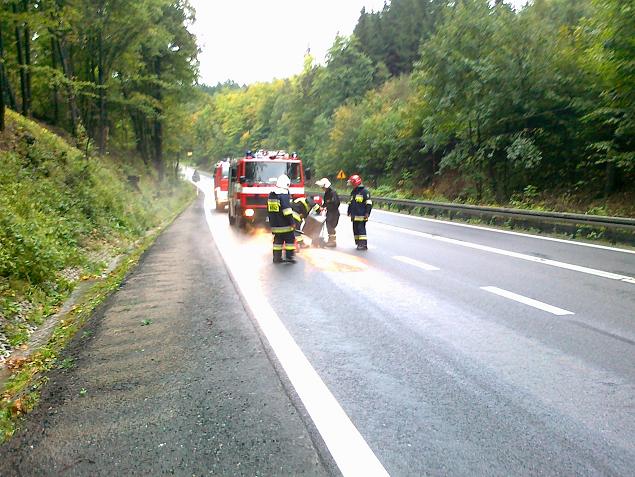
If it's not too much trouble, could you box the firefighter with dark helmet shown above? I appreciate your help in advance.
[347,174,372,250]
[268,174,297,263]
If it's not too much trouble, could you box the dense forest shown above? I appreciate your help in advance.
[190,0,634,210]
[0,0,198,179]
[1,0,633,209]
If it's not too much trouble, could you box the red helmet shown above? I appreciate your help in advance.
[347,174,362,187]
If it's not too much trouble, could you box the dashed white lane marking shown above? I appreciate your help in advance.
[481,286,575,316]
[201,188,389,477]
[376,208,635,255]
[376,222,635,285]
[393,256,440,271]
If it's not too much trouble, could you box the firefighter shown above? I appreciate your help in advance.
[315,178,340,247]
[347,174,372,250]
[268,174,297,263]
[192,169,200,196]
[291,195,320,249]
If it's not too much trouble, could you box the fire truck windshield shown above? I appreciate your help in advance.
[244,162,301,185]
[220,162,229,178]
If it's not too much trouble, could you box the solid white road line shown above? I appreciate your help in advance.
[375,208,635,255]
[202,191,389,477]
[481,286,574,316]
[376,222,635,285]
[393,256,440,271]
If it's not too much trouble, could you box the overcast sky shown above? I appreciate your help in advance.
[188,0,528,86]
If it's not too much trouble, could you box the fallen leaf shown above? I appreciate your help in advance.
[6,357,27,370]
[11,399,24,415]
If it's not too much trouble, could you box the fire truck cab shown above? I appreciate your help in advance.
[227,150,307,227]
[213,159,230,211]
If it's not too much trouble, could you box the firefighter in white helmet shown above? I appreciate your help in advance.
[267,175,296,263]
[315,177,340,247]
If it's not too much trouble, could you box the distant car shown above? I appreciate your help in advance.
[213,160,230,211]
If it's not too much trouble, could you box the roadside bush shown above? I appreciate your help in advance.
[0,110,191,352]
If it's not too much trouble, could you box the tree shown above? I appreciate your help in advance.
[313,36,380,117]
[413,0,593,201]
[118,0,197,178]
[584,0,635,194]
[11,0,31,117]
[0,18,5,131]
[354,0,444,76]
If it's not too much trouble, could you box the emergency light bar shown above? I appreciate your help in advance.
[253,149,291,159]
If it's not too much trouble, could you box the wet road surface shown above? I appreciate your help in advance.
[2,170,634,476]
[199,170,635,476]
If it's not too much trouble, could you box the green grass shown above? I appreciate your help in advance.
[0,219,188,442]
[0,110,192,352]
[369,181,635,218]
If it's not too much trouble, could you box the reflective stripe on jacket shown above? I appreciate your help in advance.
[268,191,295,233]
[347,186,372,218]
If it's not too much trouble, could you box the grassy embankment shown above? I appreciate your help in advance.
[0,110,193,441]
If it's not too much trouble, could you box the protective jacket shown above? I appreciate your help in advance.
[268,191,295,233]
[323,187,340,216]
[347,186,372,220]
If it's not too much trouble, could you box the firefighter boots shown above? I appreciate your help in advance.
[273,250,284,263]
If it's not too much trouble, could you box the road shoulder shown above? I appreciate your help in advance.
[0,198,330,476]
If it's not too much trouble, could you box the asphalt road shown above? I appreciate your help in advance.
[2,170,634,476]
[197,171,635,476]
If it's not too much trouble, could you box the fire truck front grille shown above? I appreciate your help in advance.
[245,196,268,207]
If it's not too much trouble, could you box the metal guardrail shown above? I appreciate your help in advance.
[307,188,634,233]
[370,197,635,232]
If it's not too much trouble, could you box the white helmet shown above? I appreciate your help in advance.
[276,174,291,190]
[315,178,331,189]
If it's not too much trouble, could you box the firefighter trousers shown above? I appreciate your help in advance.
[352,217,367,248]
[293,217,305,246]
[273,231,296,262]
[326,213,339,243]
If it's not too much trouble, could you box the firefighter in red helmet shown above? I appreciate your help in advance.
[346,174,372,250]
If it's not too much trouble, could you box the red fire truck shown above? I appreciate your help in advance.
[227,150,308,227]
[213,159,230,211]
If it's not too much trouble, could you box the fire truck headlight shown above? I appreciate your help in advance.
[244,208,255,217]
